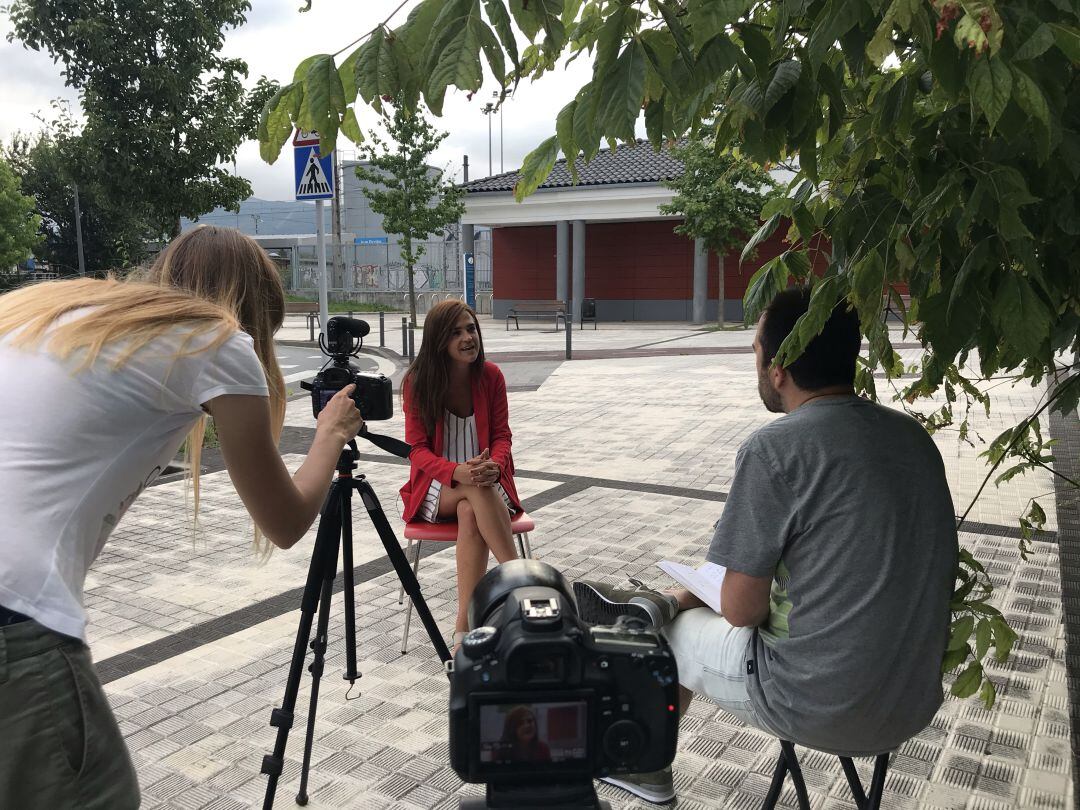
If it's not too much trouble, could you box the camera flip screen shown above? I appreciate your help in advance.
[477,701,588,766]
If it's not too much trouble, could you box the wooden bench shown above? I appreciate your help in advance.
[285,301,320,340]
[506,300,568,331]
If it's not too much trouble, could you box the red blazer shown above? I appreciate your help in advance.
[400,361,522,522]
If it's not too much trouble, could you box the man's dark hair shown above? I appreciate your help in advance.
[759,287,861,390]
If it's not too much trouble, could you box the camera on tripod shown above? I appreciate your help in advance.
[303,316,393,422]
[449,560,679,809]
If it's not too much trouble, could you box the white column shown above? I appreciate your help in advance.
[692,238,707,325]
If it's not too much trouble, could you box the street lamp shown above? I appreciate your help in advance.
[492,90,504,173]
[481,101,496,176]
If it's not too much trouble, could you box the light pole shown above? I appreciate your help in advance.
[482,101,495,175]
[492,91,504,173]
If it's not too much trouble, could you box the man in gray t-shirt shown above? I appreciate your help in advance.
[575,289,957,805]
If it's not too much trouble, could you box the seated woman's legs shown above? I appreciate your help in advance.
[437,484,517,633]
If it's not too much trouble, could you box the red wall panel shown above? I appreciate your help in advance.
[491,218,829,302]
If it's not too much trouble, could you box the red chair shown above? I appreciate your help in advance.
[398,511,536,653]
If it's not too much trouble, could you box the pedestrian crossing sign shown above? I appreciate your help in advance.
[294,144,335,201]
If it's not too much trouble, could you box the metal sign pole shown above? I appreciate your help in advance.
[316,200,329,336]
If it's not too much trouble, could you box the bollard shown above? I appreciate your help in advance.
[379,311,385,347]
[408,325,415,362]
[401,317,408,358]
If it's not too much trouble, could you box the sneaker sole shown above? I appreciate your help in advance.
[573,582,653,627]
[600,774,676,804]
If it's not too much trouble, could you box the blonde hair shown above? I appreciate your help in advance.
[141,225,288,555]
[0,277,240,538]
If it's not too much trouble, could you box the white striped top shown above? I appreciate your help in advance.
[418,410,513,523]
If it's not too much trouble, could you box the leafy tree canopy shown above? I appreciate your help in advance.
[355,99,465,326]
[6,111,151,276]
[260,0,1078,707]
[0,155,40,270]
[660,139,777,256]
[7,0,278,237]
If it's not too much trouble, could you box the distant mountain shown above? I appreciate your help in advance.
[180,198,330,236]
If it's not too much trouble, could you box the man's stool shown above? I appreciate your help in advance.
[763,740,890,810]
[397,511,536,653]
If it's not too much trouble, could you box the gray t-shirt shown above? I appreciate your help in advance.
[706,396,956,755]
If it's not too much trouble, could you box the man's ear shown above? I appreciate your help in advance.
[770,362,787,389]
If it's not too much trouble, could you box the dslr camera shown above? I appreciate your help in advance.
[303,316,393,422]
[449,560,679,809]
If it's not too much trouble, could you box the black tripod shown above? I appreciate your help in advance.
[260,439,451,809]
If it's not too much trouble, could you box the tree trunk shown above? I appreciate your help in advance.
[405,234,417,327]
[718,251,726,329]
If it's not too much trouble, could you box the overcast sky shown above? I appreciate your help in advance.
[0,0,623,201]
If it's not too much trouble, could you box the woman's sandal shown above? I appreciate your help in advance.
[452,630,466,656]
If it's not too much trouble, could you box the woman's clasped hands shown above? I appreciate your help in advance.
[453,448,500,488]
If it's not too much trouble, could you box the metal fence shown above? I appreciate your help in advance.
[283,237,493,314]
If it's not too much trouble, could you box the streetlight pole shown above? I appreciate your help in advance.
[492,91,504,173]
[482,102,495,176]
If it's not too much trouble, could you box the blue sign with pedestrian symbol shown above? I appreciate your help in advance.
[294,145,335,201]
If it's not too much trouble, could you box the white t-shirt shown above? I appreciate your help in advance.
[0,317,269,640]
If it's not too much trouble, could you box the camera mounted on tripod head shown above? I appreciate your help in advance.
[302,316,393,422]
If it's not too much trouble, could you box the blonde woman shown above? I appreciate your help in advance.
[0,227,361,809]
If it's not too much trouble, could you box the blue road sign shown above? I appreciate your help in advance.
[463,252,476,309]
[294,145,335,201]
[354,236,388,245]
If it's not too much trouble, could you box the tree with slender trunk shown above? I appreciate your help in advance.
[354,98,464,328]
[660,141,776,328]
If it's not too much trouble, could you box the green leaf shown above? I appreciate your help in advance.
[1049,23,1080,62]
[596,40,647,141]
[941,644,970,673]
[807,0,860,69]
[948,615,975,651]
[739,24,771,77]
[556,99,579,181]
[741,212,781,262]
[990,615,1018,662]
[968,56,1012,132]
[572,85,601,161]
[424,0,486,115]
[979,678,997,709]
[974,618,993,661]
[775,274,847,368]
[658,1,695,68]
[513,135,560,201]
[951,662,983,698]
[484,0,521,72]
[356,29,392,104]
[1013,24,1055,61]
[340,106,363,145]
[743,255,790,324]
[763,60,801,114]
[259,83,299,164]
[991,272,1052,357]
[688,0,750,51]
[947,237,990,322]
[851,251,885,324]
[339,48,361,104]
[300,54,346,153]
[1010,66,1050,128]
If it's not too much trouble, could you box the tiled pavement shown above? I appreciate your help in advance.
[84,318,1076,809]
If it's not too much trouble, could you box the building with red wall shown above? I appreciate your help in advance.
[460,140,798,323]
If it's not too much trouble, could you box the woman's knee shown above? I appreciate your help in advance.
[456,500,479,532]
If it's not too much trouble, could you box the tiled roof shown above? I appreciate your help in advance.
[461,139,684,193]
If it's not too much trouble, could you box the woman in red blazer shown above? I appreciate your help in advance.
[399,300,522,646]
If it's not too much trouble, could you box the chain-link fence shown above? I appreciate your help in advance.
[282,237,493,314]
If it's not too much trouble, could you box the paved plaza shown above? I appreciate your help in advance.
[86,314,1077,809]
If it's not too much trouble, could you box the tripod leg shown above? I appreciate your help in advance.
[355,478,452,665]
[261,487,343,810]
[295,562,338,806]
[340,489,358,683]
[401,540,422,654]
